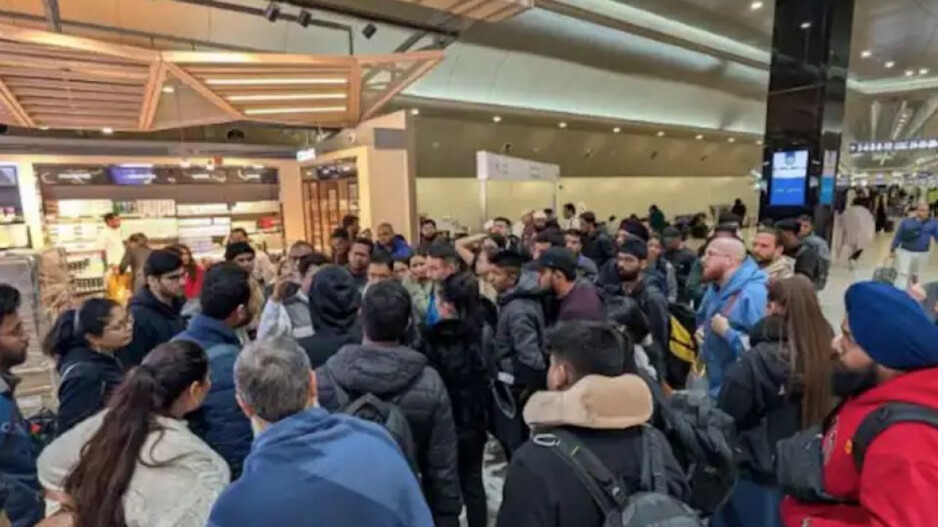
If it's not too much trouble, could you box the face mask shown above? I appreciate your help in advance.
[831,362,879,398]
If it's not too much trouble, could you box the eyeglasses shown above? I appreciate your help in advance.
[106,316,134,332]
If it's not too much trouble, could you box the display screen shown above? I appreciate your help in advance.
[770,150,808,207]
[110,167,159,185]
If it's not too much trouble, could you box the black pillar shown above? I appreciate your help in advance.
[759,0,855,242]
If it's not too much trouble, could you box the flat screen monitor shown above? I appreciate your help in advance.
[770,150,808,207]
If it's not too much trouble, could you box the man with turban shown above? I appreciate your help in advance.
[781,281,938,527]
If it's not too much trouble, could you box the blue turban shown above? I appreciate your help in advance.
[846,281,938,370]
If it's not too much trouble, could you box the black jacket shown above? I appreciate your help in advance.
[316,343,462,522]
[419,318,491,434]
[120,286,187,368]
[299,267,362,368]
[717,315,801,481]
[582,231,615,268]
[56,344,124,435]
[494,271,547,391]
[497,426,689,527]
[602,279,670,378]
[788,243,822,285]
[664,247,699,304]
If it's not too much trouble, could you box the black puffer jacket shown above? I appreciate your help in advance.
[316,343,462,524]
[56,343,124,435]
[494,271,546,391]
[120,286,187,368]
[299,266,362,368]
[717,315,801,482]
[419,318,491,434]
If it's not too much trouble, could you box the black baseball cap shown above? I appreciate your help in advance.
[536,247,578,280]
[662,226,682,243]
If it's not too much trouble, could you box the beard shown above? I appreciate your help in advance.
[617,267,640,282]
[831,361,879,398]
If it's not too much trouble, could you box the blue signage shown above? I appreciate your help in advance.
[770,150,808,207]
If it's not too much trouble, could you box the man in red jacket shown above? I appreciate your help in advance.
[781,281,938,527]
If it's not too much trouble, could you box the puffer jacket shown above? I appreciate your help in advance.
[718,315,801,481]
[0,371,42,527]
[494,271,547,391]
[120,286,187,368]
[175,314,252,479]
[55,343,124,436]
[316,343,462,524]
[298,266,362,368]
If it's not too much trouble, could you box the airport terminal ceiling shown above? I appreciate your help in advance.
[0,0,937,176]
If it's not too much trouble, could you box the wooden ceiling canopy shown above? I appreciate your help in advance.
[396,0,532,22]
[0,22,444,132]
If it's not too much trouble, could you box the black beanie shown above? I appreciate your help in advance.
[144,249,183,277]
[225,241,255,262]
[618,237,648,260]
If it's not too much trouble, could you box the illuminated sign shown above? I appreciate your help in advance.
[850,139,938,154]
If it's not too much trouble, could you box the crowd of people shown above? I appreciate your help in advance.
[1,201,938,527]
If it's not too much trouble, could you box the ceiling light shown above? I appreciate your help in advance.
[695,134,704,140]
[362,23,377,39]
[657,131,665,137]
[861,50,873,59]
[180,159,192,169]
[728,137,736,143]
[205,78,347,85]
[749,1,763,10]
[264,1,280,22]
[756,140,764,145]
[102,127,114,135]
[493,116,502,123]
[297,9,312,28]
[800,22,812,30]
[161,85,175,94]
[921,68,930,75]
[906,69,916,77]
[885,61,895,69]
[243,106,347,115]
[226,93,345,102]
[613,126,621,133]
[38,126,49,131]
[558,122,568,129]
[410,108,420,116]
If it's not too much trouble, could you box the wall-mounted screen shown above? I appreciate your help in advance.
[770,150,808,207]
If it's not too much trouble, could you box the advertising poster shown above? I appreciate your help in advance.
[770,150,808,207]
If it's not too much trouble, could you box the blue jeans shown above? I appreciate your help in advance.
[711,477,782,527]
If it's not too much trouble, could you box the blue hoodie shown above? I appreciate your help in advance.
[696,257,767,398]
[208,407,433,527]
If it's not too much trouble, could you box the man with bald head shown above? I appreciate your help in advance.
[696,236,767,398]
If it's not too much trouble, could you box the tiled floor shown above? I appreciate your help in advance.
[476,231,938,526]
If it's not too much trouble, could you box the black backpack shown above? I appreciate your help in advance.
[332,377,420,475]
[535,427,703,527]
[776,402,938,503]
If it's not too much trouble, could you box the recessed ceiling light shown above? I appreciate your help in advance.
[227,93,345,102]
[205,78,346,85]
[244,106,346,115]
[906,69,916,77]
[728,137,736,143]
[800,22,812,30]
[920,68,930,75]
[657,131,665,137]
[695,134,704,140]
[410,108,420,116]
[102,127,114,135]
[162,85,175,94]
[756,140,764,145]
[38,126,49,131]
[612,126,621,133]
[493,115,502,123]
[558,122,568,129]
[749,1,763,10]
[885,61,895,69]
[861,50,873,59]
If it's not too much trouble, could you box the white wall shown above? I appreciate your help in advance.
[416,176,759,231]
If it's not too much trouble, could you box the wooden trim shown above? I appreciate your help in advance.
[13,88,143,102]
[162,51,356,67]
[0,68,145,85]
[139,61,166,131]
[0,76,34,127]
[356,50,445,66]
[361,57,442,120]
[2,79,143,94]
[164,63,244,119]
[0,21,157,62]
[347,62,362,122]
[20,99,142,110]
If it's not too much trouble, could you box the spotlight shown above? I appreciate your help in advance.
[264,1,280,22]
[297,9,312,28]
[102,127,114,135]
[362,23,377,39]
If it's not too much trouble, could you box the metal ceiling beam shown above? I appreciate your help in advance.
[281,0,460,38]
[905,95,938,139]
[41,0,60,32]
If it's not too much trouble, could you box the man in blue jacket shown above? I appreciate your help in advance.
[0,284,42,527]
[209,336,433,527]
[696,237,767,398]
[891,202,938,288]
[175,263,254,479]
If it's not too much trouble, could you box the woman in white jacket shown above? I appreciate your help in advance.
[837,196,877,270]
[38,341,229,527]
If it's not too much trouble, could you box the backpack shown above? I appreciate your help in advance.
[332,376,420,475]
[666,303,698,390]
[535,427,703,527]
[653,389,738,516]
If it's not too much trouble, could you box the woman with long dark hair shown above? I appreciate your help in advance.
[713,275,835,527]
[419,272,495,527]
[38,341,229,527]
[44,298,132,435]
[171,244,204,300]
